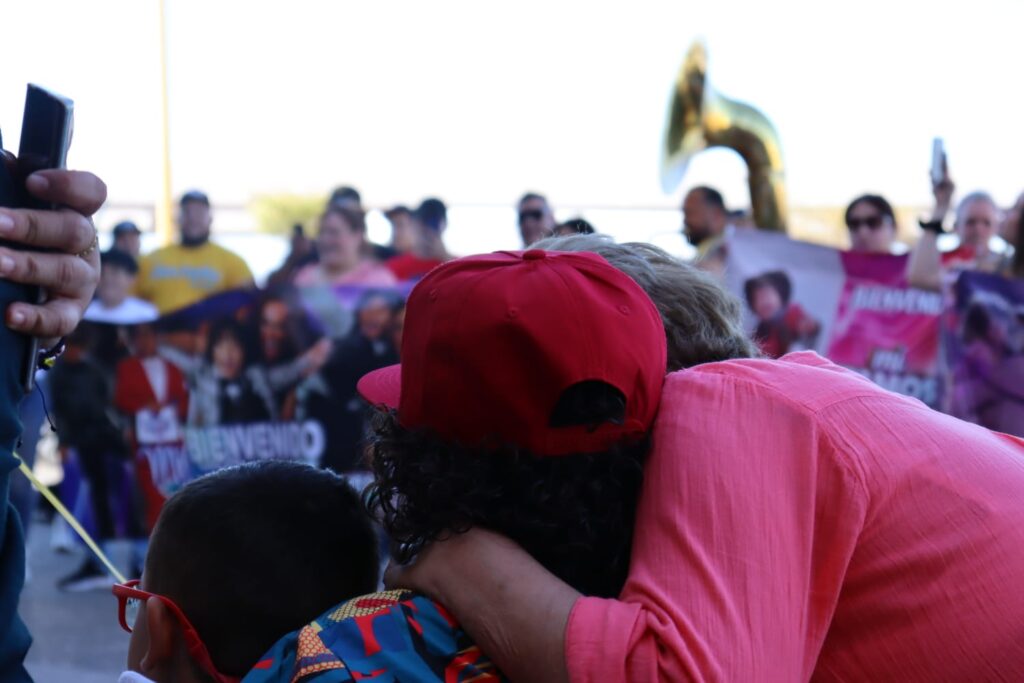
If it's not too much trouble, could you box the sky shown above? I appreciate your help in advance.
[1,0,1022,259]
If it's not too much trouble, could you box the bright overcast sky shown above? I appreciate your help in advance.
[1,0,1022,217]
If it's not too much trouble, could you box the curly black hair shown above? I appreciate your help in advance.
[364,382,648,599]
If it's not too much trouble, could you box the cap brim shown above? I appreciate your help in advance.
[357,364,402,410]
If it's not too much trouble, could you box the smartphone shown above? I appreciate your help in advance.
[11,85,74,393]
[931,137,945,186]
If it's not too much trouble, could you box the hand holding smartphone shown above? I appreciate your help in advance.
[930,137,946,187]
[0,84,75,393]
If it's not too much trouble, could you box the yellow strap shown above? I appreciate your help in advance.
[15,454,127,584]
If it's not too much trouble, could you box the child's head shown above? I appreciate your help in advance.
[131,323,159,359]
[98,248,139,309]
[125,460,379,682]
[744,270,792,322]
[204,318,248,381]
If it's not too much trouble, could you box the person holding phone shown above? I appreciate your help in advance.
[0,159,106,681]
[907,149,1004,290]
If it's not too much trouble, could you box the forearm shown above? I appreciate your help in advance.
[906,231,942,291]
[400,530,579,683]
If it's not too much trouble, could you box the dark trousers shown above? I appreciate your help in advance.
[75,444,116,541]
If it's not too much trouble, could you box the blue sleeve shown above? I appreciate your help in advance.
[0,279,35,683]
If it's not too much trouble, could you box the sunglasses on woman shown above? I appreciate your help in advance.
[518,209,545,223]
[846,215,886,231]
[112,580,241,683]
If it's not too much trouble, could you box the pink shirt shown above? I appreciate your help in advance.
[293,260,397,288]
[567,352,1024,682]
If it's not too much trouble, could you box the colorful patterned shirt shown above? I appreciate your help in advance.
[242,590,506,682]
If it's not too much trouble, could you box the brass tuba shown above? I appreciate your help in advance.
[662,41,788,232]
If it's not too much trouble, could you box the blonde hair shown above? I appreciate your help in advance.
[533,234,759,371]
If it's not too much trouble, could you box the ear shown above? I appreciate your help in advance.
[139,597,178,675]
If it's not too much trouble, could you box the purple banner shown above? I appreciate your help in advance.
[944,271,1024,436]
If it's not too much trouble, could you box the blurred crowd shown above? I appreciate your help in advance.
[22,154,1024,596]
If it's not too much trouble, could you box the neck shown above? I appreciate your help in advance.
[101,296,127,309]
[322,254,360,277]
[959,236,989,257]
[180,235,209,248]
[420,235,447,259]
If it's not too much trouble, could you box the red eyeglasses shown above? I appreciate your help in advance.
[112,580,241,683]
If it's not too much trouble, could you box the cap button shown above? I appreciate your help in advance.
[522,249,547,261]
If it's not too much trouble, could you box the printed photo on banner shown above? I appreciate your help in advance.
[725,229,842,357]
[945,272,1024,437]
[725,229,943,409]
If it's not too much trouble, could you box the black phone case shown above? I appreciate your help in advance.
[0,131,42,395]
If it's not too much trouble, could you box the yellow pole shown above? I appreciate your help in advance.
[156,0,174,246]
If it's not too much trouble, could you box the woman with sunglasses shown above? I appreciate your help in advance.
[844,194,898,254]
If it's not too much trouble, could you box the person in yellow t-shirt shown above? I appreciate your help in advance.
[135,190,254,314]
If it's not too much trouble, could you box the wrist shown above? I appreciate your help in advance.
[37,337,66,370]
[930,203,951,223]
[409,530,513,605]
[918,219,945,235]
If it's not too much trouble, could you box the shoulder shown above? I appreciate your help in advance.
[132,297,159,315]
[205,242,246,263]
[357,260,398,285]
[115,356,142,373]
[663,352,887,415]
[293,264,320,287]
[940,245,975,267]
[143,245,178,263]
[246,590,503,682]
[125,298,160,321]
[83,300,116,324]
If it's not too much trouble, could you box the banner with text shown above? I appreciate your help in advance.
[70,281,409,527]
[725,229,943,408]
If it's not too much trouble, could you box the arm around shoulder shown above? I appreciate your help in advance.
[385,529,577,683]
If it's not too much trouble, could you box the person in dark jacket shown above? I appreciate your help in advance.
[0,159,107,681]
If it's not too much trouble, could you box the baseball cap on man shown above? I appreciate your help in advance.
[357,249,666,456]
[112,220,141,236]
[413,198,447,233]
[100,248,139,275]
[180,190,210,207]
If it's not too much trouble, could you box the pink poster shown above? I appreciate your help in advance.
[826,252,943,408]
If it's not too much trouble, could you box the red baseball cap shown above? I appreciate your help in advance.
[357,249,667,456]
